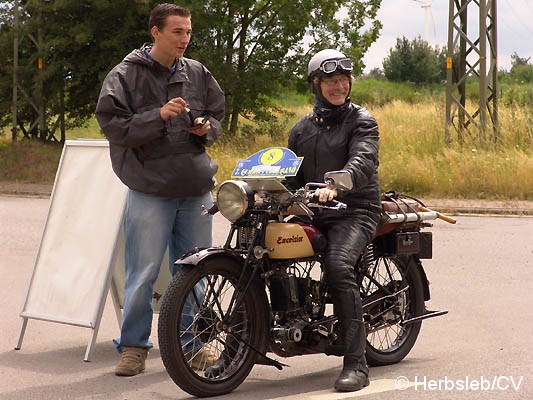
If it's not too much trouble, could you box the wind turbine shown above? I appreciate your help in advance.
[412,0,436,43]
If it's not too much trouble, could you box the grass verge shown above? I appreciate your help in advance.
[1,98,532,200]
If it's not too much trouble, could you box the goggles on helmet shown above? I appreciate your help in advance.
[319,58,353,75]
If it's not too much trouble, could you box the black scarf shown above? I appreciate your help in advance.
[313,96,351,124]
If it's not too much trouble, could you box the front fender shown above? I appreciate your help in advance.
[175,247,244,267]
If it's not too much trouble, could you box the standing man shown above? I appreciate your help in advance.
[96,3,224,376]
[288,49,381,392]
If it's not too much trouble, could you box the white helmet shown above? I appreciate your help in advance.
[307,49,353,81]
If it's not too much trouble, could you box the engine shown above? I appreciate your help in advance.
[267,270,337,356]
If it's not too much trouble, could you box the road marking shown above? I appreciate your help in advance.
[267,379,414,399]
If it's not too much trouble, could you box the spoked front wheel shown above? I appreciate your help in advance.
[158,256,269,397]
[360,255,425,366]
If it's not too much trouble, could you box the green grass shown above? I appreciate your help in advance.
[0,118,106,184]
[68,118,106,140]
[351,78,444,107]
[209,98,533,200]
[0,140,63,184]
[1,94,532,200]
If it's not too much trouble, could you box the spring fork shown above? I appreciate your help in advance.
[359,243,376,292]
[223,215,266,326]
[363,243,376,269]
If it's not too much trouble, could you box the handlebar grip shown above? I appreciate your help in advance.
[206,204,219,215]
[309,195,346,209]
[419,206,456,224]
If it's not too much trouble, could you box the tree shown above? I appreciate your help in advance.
[510,52,531,67]
[0,0,382,139]
[509,52,533,83]
[178,0,382,134]
[383,36,446,84]
[0,0,152,141]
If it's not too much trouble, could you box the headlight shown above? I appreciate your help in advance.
[216,180,254,222]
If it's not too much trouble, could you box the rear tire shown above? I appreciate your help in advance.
[158,256,269,397]
[361,255,425,366]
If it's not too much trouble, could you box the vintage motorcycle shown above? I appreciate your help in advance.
[157,147,455,397]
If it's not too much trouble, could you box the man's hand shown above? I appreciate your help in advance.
[188,117,211,136]
[160,97,187,121]
[314,187,337,203]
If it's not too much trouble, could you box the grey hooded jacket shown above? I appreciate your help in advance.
[96,44,225,197]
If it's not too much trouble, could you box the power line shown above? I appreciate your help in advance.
[500,0,533,38]
[518,0,533,16]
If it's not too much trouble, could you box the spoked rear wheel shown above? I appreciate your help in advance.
[360,255,425,366]
[158,257,269,397]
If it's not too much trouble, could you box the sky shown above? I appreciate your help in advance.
[361,0,533,73]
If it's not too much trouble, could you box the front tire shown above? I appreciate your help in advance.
[360,255,425,366]
[158,256,269,397]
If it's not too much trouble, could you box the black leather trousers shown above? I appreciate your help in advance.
[313,208,380,372]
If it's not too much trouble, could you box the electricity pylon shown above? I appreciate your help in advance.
[11,0,65,142]
[445,0,498,146]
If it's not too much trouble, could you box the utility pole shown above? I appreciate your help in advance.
[445,0,498,146]
[12,0,19,141]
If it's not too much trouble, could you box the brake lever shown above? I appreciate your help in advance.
[307,201,347,210]
[201,204,219,216]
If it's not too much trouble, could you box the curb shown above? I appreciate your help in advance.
[1,183,532,216]
[428,206,533,217]
[0,183,53,198]
[425,199,533,217]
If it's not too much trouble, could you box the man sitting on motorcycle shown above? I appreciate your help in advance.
[287,48,381,392]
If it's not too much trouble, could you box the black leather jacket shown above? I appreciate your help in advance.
[288,103,381,210]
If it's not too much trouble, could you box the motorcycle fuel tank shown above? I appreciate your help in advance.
[265,222,318,259]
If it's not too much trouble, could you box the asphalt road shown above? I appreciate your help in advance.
[0,195,532,400]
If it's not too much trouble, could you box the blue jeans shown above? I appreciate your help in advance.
[114,189,213,352]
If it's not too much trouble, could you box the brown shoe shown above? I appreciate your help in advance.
[115,347,149,376]
[187,347,217,370]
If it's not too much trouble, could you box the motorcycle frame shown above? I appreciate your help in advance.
[178,210,434,343]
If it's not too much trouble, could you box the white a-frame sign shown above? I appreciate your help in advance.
[16,140,128,361]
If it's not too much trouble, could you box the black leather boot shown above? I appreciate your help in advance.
[204,329,239,378]
[334,319,369,392]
